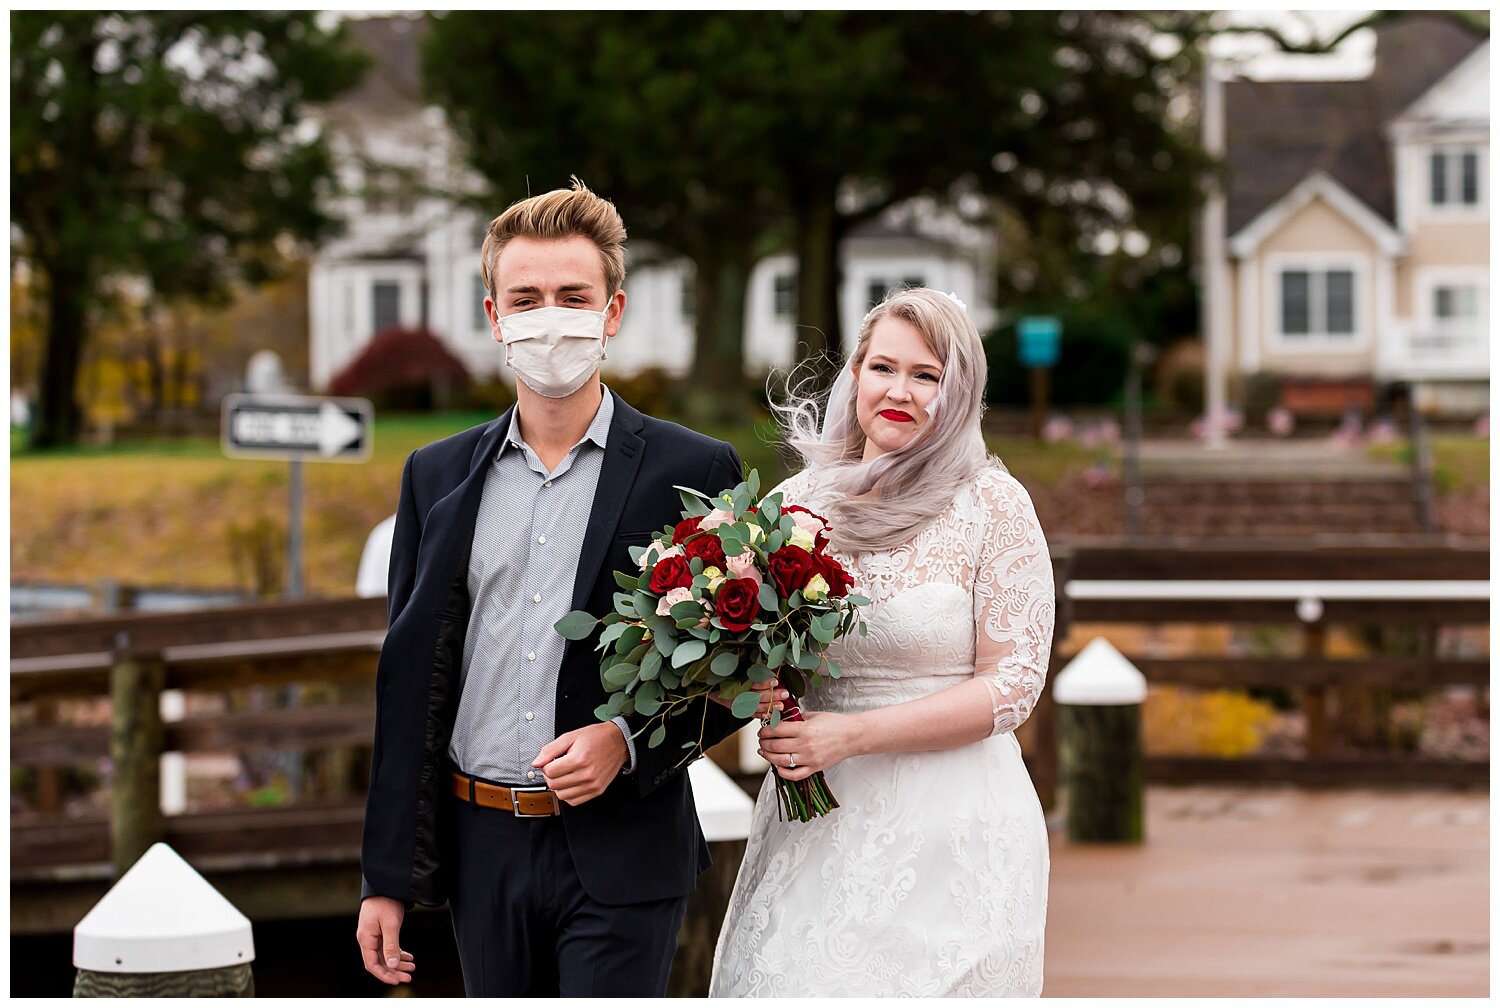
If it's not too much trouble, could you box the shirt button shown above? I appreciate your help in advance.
[524,712,534,721]
[527,651,536,661]
[532,593,542,603]
[527,770,537,781]
[544,481,552,488]
[538,535,547,545]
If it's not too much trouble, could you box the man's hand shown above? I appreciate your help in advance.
[356,896,415,985]
[710,677,785,720]
[534,722,628,806]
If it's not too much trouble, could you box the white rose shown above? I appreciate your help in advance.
[787,526,816,553]
[802,574,830,602]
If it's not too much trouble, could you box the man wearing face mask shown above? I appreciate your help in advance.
[355,178,776,996]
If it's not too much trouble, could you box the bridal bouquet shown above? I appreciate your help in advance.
[556,470,868,822]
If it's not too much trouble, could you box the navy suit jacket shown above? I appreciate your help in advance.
[360,391,747,907]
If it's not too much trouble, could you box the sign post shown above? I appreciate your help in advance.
[1017,315,1061,441]
[221,394,373,598]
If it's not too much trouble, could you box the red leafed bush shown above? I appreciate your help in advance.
[327,326,470,410]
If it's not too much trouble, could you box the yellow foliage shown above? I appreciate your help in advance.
[1143,684,1279,757]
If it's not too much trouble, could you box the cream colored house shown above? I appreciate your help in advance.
[1219,19,1488,416]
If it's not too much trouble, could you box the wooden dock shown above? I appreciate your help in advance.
[1045,784,1489,997]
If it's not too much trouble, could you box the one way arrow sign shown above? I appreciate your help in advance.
[222,394,373,462]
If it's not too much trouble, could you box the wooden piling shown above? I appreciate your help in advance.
[110,652,166,878]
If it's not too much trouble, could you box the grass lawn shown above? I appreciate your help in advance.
[1368,435,1490,493]
[11,410,1104,596]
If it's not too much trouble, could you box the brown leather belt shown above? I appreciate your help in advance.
[450,770,562,817]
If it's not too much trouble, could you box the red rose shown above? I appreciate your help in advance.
[648,554,693,593]
[767,544,818,598]
[816,552,854,598]
[672,516,702,544]
[683,530,726,569]
[714,577,761,633]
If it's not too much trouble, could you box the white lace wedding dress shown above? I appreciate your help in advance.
[709,464,1055,997]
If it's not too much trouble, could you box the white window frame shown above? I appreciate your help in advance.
[1263,252,1370,354]
[1426,144,1487,218]
[472,273,491,337]
[1412,265,1488,359]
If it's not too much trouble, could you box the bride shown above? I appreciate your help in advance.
[709,287,1055,997]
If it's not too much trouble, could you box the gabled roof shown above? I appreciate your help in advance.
[1391,39,1489,128]
[1225,15,1483,234]
[1227,171,1404,258]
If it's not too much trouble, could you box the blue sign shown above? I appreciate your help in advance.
[1017,315,1061,369]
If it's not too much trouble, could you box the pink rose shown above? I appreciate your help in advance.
[725,554,763,586]
[699,507,734,531]
[656,586,696,616]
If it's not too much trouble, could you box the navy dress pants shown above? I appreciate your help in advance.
[447,792,689,997]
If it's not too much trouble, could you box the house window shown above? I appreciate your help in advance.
[1278,267,1355,339]
[774,273,796,317]
[365,167,416,216]
[372,282,402,335]
[1429,147,1482,208]
[1434,284,1480,323]
[866,276,926,308]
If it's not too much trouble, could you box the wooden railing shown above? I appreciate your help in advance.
[1022,539,1488,809]
[11,541,1489,929]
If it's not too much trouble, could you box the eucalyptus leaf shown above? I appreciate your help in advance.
[603,663,638,689]
[747,468,761,499]
[636,692,662,716]
[747,662,771,684]
[809,619,835,644]
[672,639,707,668]
[639,649,663,682]
[780,667,806,696]
[599,621,628,649]
[731,690,761,719]
[554,610,598,641]
[827,659,842,679]
[613,570,639,591]
[765,531,784,553]
[612,592,637,615]
[757,582,779,612]
[619,623,646,654]
[670,600,704,622]
[593,703,612,721]
[797,648,821,670]
[710,650,741,679]
[628,544,647,564]
[768,709,782,728]
[766,642,787,669]
[649,724,668,748]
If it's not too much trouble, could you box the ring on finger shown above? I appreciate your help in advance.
[787,754,797,769]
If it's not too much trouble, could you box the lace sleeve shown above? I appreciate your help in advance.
[970,469,1055,736]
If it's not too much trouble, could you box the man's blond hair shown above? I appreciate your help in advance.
[480,177,627,297]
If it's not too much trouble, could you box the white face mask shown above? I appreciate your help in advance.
[498,304,610,399]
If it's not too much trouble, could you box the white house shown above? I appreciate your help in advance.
[307,15,993,392]
[1217,17,1488,417]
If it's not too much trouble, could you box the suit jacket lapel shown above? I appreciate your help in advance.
[570,391,646,613]
[418,407,512,593]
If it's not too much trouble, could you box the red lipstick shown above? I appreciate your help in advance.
[879,409,914,422]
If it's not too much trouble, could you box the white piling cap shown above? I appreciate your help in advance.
[689,756,754,842]
[73,843,254,973]
[1053,637,1148,706]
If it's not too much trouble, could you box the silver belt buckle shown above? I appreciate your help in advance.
[510,785,553,817]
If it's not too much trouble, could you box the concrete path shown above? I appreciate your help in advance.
[1045,785,1489,997]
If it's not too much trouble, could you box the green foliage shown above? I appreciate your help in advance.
[984,301,1135,406]
[12,12,368,447]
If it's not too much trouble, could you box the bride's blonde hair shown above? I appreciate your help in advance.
[774,287,994,555]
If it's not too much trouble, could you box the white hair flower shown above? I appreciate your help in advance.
[940,290,967,311]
